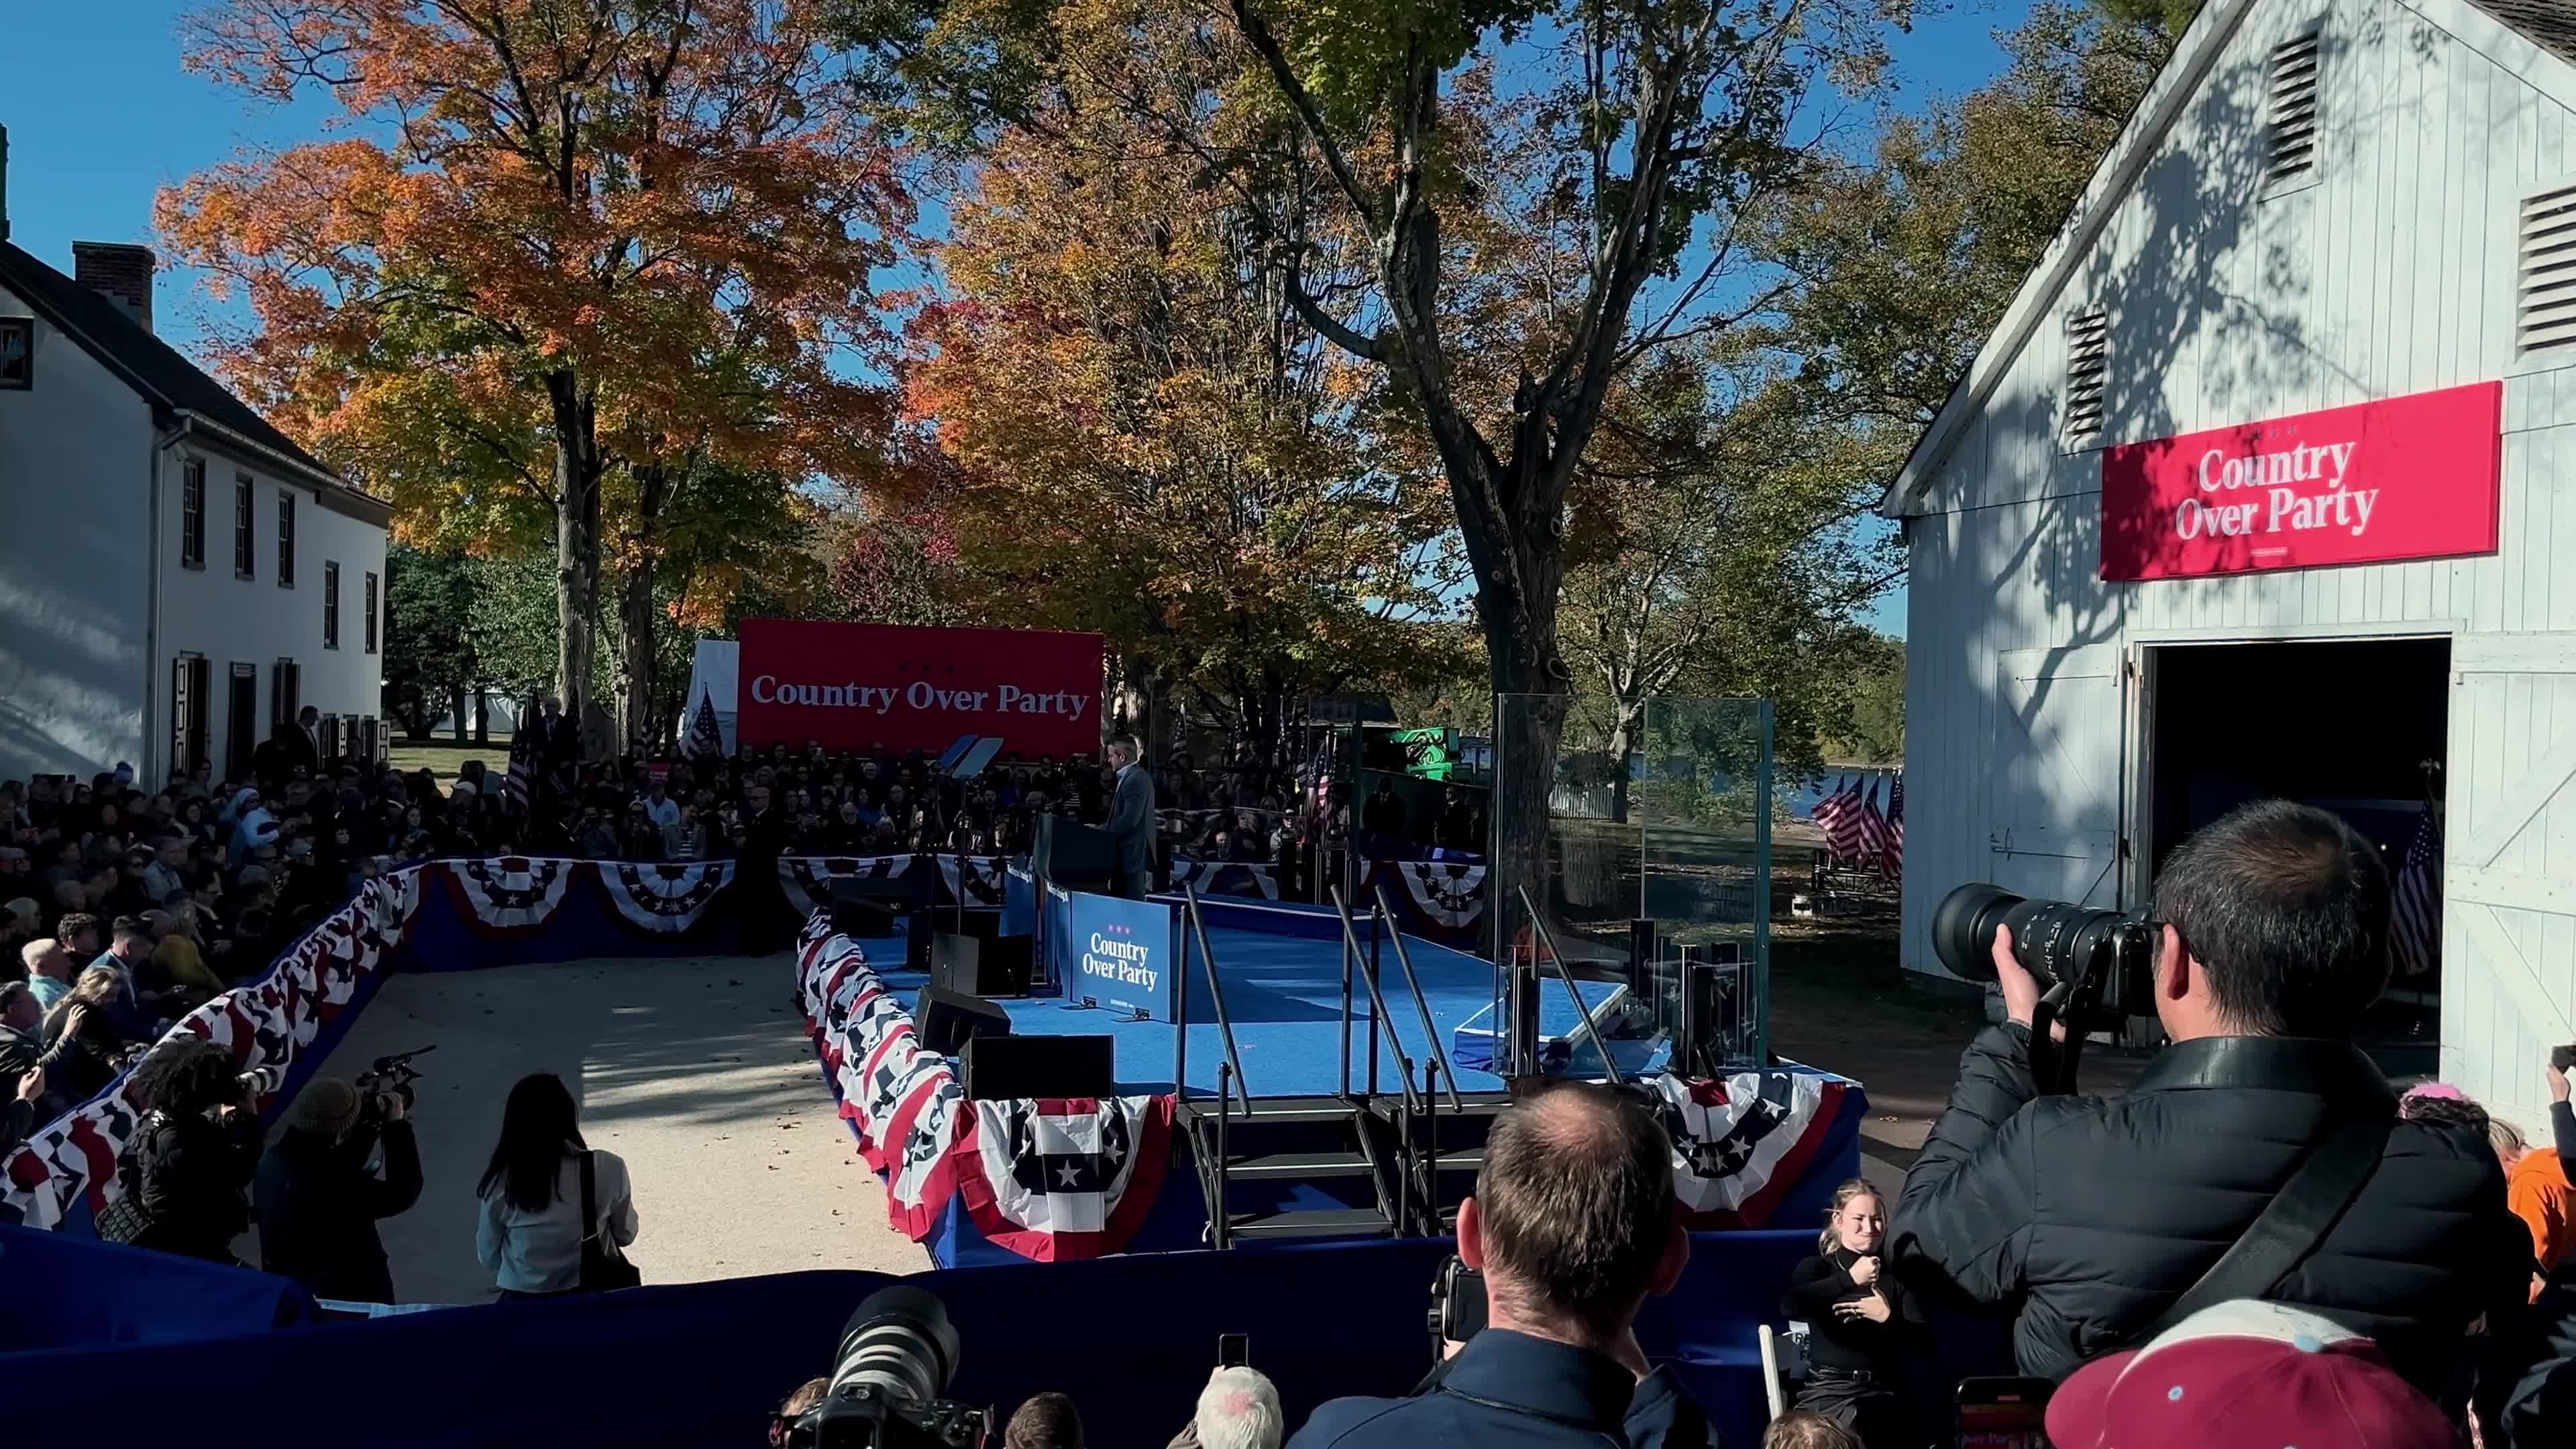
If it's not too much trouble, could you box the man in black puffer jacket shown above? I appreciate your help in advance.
[1892,799,2528,1394]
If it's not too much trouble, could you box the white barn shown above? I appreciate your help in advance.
[0,164,390,785]
[1886,0,2576,1124]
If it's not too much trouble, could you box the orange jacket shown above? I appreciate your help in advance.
[2508,1148,2576,1295]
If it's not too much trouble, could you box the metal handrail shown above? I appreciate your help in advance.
[1515,884,1627,1088]
[1330,885,1423,1117]
[1183,885,1255,1112]
[1373,885,1466,1114]
[1214,1061,1234,1250]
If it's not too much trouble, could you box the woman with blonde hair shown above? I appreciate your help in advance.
[40,966,133,1101]
[1778,1178,1924,1446]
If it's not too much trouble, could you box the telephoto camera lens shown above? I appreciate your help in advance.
[829,1283,963,1408]
[237,1066,284,1095]
[1931,883,2135,989]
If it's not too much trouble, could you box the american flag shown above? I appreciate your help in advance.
[686,691,725,759]
[1856,777,1890,869]
[503,730,535,817]
[2390,810,2443,979]
[1812,775,1854,858]
[1883,772,1904,877]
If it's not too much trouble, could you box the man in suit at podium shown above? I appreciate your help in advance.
[1104,735,1156,899]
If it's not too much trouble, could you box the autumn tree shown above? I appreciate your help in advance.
[164,0,909,748]
[840,0,1894,908]
[890,7,1460,747]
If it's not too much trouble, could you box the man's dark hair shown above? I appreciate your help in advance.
[1002,1391,1085,1449]
[57,912,101,947]
[111,915,150,946]
[2150,798,2392,1037]
[1473,1081,1674,1332]
[2399,1091,2491,1140]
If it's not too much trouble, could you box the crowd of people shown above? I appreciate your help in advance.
[17,708,2576,1448]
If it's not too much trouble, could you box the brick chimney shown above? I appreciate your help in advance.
[71,241,156,333]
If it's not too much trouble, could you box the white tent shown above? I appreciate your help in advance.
[680,639,741,754]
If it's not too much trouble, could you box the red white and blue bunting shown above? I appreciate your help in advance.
[796,912,1171,1258]
[1167,857,1281,901]
[780,855,918,914]
[2,868,425,1229]
[599,861,736,934]
[447,856,576,934]
[1647,1069,1851,1230]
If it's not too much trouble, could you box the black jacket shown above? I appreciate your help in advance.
[1780,1247,1925,1375]
[253,1120,423,1303]
[120,1107,263,1263]
[2483,1260,2576,1447]
[1288,1328,1708,1449]
[1890,1027,2528,1391]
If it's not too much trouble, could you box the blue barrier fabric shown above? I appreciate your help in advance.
[0,1234,1826,1449]
[0,1225,315,1356]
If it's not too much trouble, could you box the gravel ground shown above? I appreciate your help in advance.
[252,951,929,1303]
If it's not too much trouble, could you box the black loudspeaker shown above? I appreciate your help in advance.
[916,984,1014,1056]
[934,932,1036,997]
[833,877,914,936]
[945,908,1006,939]
[962,1034,1118,1100]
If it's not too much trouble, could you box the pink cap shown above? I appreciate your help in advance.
[2045,1300,2455,1449]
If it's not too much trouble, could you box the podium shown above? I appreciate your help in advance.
[1034,815,1120,895]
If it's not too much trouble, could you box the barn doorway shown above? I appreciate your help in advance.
[2139,636,2449,1068]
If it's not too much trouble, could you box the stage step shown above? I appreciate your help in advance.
[1189,1094,1366,1124]
[1426,1145,1486,1173]
[1226,1149,1378,1181]
[1228,1207,1396,1240]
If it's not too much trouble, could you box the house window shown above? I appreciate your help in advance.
[180,458,206,570]
[277,490,296,588]
[2063,307,2110,444]
[2265,31,2322,184]
[0,317,30,389]
[364,571,380,653]
[272,658,301,731]
[234,475,255,578]
[323,561,341,649]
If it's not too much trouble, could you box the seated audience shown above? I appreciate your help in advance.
[21,938,72,1012]
[476,1071,639,1298]
[1779,1179,1921,1444]
[1288,1081,1702,1449]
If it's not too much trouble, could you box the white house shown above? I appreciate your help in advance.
[0,170,390,786]
[1884,0,2576,1123]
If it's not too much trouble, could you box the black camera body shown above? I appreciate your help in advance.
[1933,884,2161,1091]
[2553,1044,2576,1074]
[794,1387,987,1449]
[355,1044,435,1124]
[1428,1255,1487,1348]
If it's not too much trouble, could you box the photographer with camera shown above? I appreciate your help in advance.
[109,1038,262,1263]
[253,1074,423,1303]
[1289,1081,1700,1449]
[1890,799,2528,1393]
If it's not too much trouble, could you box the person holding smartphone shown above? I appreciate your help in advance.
[1780,1179,1924,1445]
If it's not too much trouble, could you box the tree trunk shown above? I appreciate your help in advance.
[547,371,603,757]
[610,464,673,758]
[1607,697,1644,826]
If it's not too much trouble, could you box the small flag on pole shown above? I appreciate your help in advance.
[1825,776,1870,865]
[503,729,535,818]
[2390,810,2443,978]
[1856,777,1890,869]
[686,690,725,759]
[1883,772,1904,877]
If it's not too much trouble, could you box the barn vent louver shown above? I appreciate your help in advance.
[2266,31,2322,182]
[2063,308,2109,443]
[2519,180,2576,356]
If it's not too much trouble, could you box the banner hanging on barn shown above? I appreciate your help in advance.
[735,619,1105,757]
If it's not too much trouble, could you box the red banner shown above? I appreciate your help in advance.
[735,619,1104,757]
[2099,381,2501,582]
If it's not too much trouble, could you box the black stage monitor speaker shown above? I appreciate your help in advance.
[916,985,1014,1056]
[962,1033,1118,1100]
[934,932,1036,998]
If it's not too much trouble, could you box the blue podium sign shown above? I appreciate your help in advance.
[1063,890,1179,1020]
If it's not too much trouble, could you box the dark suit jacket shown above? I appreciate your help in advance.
[1106,763,1156,877]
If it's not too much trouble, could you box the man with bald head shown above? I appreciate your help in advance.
[1288,1081,1705,1449]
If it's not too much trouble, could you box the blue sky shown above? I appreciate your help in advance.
[3,1,2042,640]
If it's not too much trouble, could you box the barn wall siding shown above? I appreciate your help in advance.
[1899,0,2576,1119]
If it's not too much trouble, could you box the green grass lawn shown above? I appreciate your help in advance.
[387,737,516,786]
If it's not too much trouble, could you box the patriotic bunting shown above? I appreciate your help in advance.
[447,856,576,934]
[1167,857,1283,901]
[779,855,919,915]
[598,860,737,933]
[796,910,1172,1257]
[1647,1069,1850,1230]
